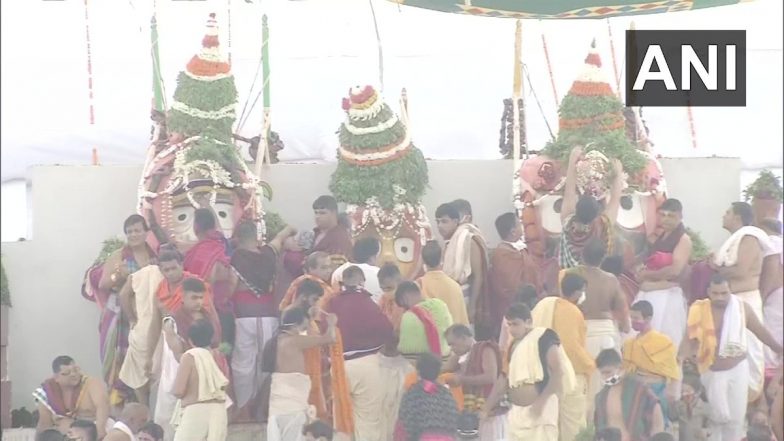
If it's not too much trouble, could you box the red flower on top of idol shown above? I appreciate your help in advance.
[348,85,375,106]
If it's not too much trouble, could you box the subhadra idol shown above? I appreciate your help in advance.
[516,43,667,294]
[330,86,432,278]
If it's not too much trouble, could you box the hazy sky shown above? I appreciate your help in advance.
[1,0,781,181]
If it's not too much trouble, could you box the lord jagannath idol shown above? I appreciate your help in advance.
[329,86,432,278]
[138,13,268,250]
[516,42,667,294]
[81,13,273,408]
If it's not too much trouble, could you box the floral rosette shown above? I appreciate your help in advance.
[575,150,612,199]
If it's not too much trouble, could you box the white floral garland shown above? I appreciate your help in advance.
[170,101,235,121]
[347,189,432,246]
[343,113,399,135]
[347,97,384,121]
[339,130,411,163]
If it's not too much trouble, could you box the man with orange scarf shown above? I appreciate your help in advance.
[280,252,334,311]
[281,254,354,436]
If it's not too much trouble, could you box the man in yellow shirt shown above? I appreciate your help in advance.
[623,300,680,419]
[532,273,595,441]
[418,240,470,326]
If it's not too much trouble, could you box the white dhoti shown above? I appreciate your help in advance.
[508,394,558,441]
[480,414,508,441]
[701,359,749,441]
[119,266,164,389]
[172,402,228,441]
[585,319,620,420]
[764,287,784,372]
[634,286,687,349]
[231,316,278,409]
[734,290,765,400]
[378,353,414,441]
[267,372,313,441]
[153,329,180,441]
[345,353,386,441]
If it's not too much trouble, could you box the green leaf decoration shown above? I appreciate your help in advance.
[264,211,286,240]
[184,137,241,173]
[92,237,126,266]
[686,227,710,262]
[167,72,238,141]
[743,169,784,203]
[330,146,429,209]
[330,95,429,209]
[1,257,10,307]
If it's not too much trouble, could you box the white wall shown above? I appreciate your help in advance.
[2,157,740,408]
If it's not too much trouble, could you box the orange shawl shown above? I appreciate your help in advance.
[686,299,717,373]
[281,278,353,433]
[279,274,336,311]
[156,272,214,313]
[379,293,406,332]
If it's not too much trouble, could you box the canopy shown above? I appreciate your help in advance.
[389,0,748,18]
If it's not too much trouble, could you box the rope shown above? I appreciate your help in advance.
[523,64,555,141]
[606,19,622,97]
[83,0,96,125]
[227,0,233,65]
[368,0,384,92]
[539,26,559,106]
[236,59,264,131]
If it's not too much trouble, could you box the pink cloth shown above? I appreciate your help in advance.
[645,251,673,271]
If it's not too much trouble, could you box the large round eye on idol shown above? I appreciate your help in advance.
[214,202,236,233]
[537,195,564,234]
[394,237,416,263]
[616,193,645,230]
[172,206,194,226]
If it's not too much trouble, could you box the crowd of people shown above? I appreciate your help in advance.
[29,158,784,441]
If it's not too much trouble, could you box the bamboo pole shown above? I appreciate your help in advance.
[512,20,524,213]
[254,14,271,177]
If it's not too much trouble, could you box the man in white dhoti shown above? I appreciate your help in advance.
[568,238,629,419]
[264,306,338,441]
[759,218,783,377]
[635,199,691,350]
[229,221,294,421]
[709,202,774,402]
[171,320,230,441]
[119,265,165,406]
[682,274,783,441]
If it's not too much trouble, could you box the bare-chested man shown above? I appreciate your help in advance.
[635,198,692,349]
[481,303,571,441]
[171,319,230,441]
[263,306,337,441]
[759,218,783,376]
[681,274,783,441]
[34,356,111,439]
[709,201,772,402]
[104,402,149,441]
[570,238,630,417]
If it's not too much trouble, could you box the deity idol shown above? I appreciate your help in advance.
[138,13,268,251]
[329,86,432,278]
[81,14,272,407]
[516,43,667,293]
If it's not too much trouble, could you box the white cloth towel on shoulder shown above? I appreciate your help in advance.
[714,226,772,267]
